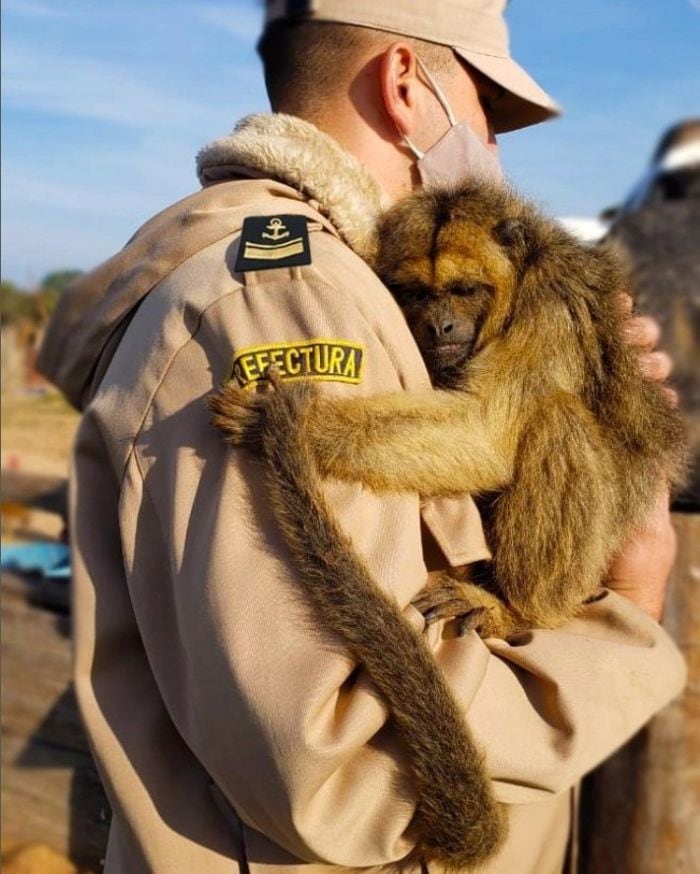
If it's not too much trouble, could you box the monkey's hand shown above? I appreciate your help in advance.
[411,576,523,640]
[208,370,320,451]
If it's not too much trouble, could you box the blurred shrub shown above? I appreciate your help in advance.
[1,271,83,325]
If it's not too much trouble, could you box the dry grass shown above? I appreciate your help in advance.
[1,391,79,473]
[1,390,79,541]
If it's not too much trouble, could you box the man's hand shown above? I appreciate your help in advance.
[619,292,678,403]
[605,485,677,622]
[605,294,678,622]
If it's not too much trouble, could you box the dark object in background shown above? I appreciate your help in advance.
[579,122,700,872]
[578,513,700,874]
[605,119,700,511]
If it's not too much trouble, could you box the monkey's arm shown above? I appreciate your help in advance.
[485,391,620,627]
[212,379,516,498]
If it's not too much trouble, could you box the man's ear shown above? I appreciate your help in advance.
[380,42,422,141]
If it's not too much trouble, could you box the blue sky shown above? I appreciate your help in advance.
[2,0,699,285]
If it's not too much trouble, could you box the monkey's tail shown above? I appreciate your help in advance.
[212,381,507,871]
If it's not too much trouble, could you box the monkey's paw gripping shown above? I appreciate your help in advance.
[208,367,320,449]
[208,382,270,448]
[411,576,522,640]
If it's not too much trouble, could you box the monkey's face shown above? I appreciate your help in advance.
[377,184,528,387]
[392,280,493,387]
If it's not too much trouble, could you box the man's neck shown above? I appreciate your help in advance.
[293,108,415,205]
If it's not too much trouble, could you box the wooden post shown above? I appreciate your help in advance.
[579,513,700,872]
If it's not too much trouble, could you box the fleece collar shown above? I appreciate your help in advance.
[196,113,387,262]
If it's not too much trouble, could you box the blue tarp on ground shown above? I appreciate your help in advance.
[0,542,71,580]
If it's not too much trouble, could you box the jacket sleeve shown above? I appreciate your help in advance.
[124,267,687,868]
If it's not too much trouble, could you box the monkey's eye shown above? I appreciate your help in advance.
[404,286,432,303]
[450,283,492,298]
[450,284,477,298]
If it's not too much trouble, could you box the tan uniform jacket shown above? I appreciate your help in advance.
[38,146,687,874]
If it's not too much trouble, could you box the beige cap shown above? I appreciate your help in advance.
[264,0,561,133]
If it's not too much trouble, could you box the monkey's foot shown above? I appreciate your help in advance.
[208,383,269,447]
[411,577,522,640]
[208,368,319,449]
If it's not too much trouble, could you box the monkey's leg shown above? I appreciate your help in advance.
[411,575,525,640]
[212,379,507,868]
[489,393,617,628]
[209,379,514,499]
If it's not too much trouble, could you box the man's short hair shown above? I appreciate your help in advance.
[257,19,456,115]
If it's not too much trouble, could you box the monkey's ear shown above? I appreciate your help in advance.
[492,218,528,249]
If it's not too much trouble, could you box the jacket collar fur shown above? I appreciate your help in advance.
[196,112,387,262]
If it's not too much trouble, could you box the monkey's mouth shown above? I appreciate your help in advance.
[424,342,473,388]
[426,342,471,366]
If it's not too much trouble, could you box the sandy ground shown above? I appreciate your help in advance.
[1,390,79,542]
[2,391,79,472]
[0,391,89,874]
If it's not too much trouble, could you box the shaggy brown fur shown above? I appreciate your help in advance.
[211,180,687,633]
[209,179,687,868]
[209,370,506,870]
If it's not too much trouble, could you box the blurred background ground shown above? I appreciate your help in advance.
[1,381,108,872]
[3,392,79,470]
[2,392,79,543]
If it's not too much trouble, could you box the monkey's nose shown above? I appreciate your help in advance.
[428,317,455,340]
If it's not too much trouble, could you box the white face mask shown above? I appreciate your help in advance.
[402,57,504,190]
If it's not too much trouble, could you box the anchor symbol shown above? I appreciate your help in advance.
[262,218,290,241]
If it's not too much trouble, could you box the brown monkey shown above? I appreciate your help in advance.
[208,181,686,868]
[211,180,687,637]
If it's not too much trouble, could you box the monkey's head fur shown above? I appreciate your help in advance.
[374,182,619,389]
[374,179,688,508]
[374,183,535,387]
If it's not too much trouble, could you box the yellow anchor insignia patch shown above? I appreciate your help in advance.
[235,215,312,272]
[229,339,365,389]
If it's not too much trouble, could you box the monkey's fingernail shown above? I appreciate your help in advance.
[662,386,679,407]
[640,351,673,381]
[616,292,634,315]
[624,315,661,350]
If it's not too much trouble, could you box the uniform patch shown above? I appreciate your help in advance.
[234,215,311,272]
[230,339,365,389]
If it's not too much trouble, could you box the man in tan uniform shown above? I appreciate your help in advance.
[38,2,686,872]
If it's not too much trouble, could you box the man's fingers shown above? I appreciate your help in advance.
[639,350,673,382]
[616,291,634,316]
[662,386,680,407]
[620,311,677,387]
[623,315,661,350]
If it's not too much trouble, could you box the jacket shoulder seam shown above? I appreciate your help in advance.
[120,287,243,481]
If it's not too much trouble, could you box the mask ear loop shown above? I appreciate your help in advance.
[415,56,458,126]
[401,55,458,159]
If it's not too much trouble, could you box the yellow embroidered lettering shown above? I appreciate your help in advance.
[285,348,301,375]
[254,350,270,375]
[230,340,365,388]
[299,347,314,373]
[314,345,330,374]
[343,349,358,379]
[329,345,345,375]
